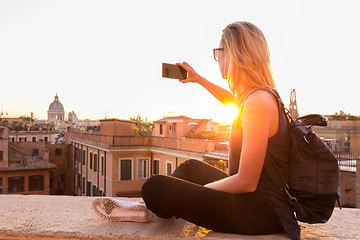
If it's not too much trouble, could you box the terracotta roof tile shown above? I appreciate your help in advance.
[0,145,56,172]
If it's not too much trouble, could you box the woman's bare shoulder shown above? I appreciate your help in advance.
[242,90,279,137]
[244,90,278,111]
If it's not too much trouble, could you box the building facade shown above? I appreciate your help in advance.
[8,141,73,195]
[8,131,58,144]
[313,119,360,151]
[68,118,220,197]
[0,123,57,195]
[153,115,209,139]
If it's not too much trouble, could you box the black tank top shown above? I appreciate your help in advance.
[228,88,300,240]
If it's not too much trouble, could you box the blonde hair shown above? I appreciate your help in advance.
[221,22,275,96]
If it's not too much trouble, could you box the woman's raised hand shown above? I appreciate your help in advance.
[176,62,204,84]
[176,61,234,105]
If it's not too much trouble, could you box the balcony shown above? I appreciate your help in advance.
[0,194,358,239]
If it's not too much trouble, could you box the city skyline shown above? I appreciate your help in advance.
[1,90,356,124]
[1,0,359,124]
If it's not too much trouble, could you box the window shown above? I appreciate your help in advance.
[82,150,86,165]
[9,137,15,142]
[120,159,132,181]
[32,149,39,156]
[86,181,91,196]
[19,137,27,142]
[32,137,36,142]
[29,175,44,191]
[44,137,48,144]
[160,124,163,134]
[89,153,93,169]
[101,156,104,176]
[153,160,160,175]
[0,151,3,162]
[94,154,98,172]
[55,148,62,156]
[138,159,149,179]
[8,176,25,193]
[0,177,3,194]
[82,177,85,194]
[92,185,97,196]
[74,147,78,161]
[166,162,173,176]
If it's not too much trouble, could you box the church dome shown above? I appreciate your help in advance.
[48,94,64,112]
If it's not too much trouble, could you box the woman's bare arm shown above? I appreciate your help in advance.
[177,62,235,105]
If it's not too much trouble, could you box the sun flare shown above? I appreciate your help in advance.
[215,103,239,125]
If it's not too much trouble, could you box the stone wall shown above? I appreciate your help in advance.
[1,195,360,240]
[339,170,356,207]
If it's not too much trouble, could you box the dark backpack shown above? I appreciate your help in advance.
[246,88,340,224]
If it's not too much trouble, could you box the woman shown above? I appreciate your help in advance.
[141,21,300,239]
[93,21,299,239]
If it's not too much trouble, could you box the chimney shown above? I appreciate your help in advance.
[43,149,50,162]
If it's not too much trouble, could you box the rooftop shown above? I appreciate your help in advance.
[0,195,358,240]
[0,145,56,172]
[153,115,193,123]
[99,118,136,123]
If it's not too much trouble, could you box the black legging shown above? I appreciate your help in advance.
[141,159,284,235]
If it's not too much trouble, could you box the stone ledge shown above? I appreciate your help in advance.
[0,195,359,240]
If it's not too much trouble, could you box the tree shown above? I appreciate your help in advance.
[130,114,154,136]
[11,121,25,132]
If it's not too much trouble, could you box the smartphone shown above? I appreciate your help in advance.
[162,63,187,80]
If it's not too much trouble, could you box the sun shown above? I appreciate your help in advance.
[214,103,239,125]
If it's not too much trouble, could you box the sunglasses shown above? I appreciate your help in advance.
[213,48,225,61]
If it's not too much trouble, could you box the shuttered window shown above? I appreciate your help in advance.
[166,162,172,176]
[138,159,149,179]
[94,154,98,172]
[120,159,132,180]
[153,160,160,175]
[89,153,93,169]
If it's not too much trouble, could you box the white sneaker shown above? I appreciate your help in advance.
[92,197,153,222]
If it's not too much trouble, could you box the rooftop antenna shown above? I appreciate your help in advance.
[105,109,108,119]
[289,89,299,119]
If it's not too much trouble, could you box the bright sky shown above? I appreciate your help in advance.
[1,0,359,124]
